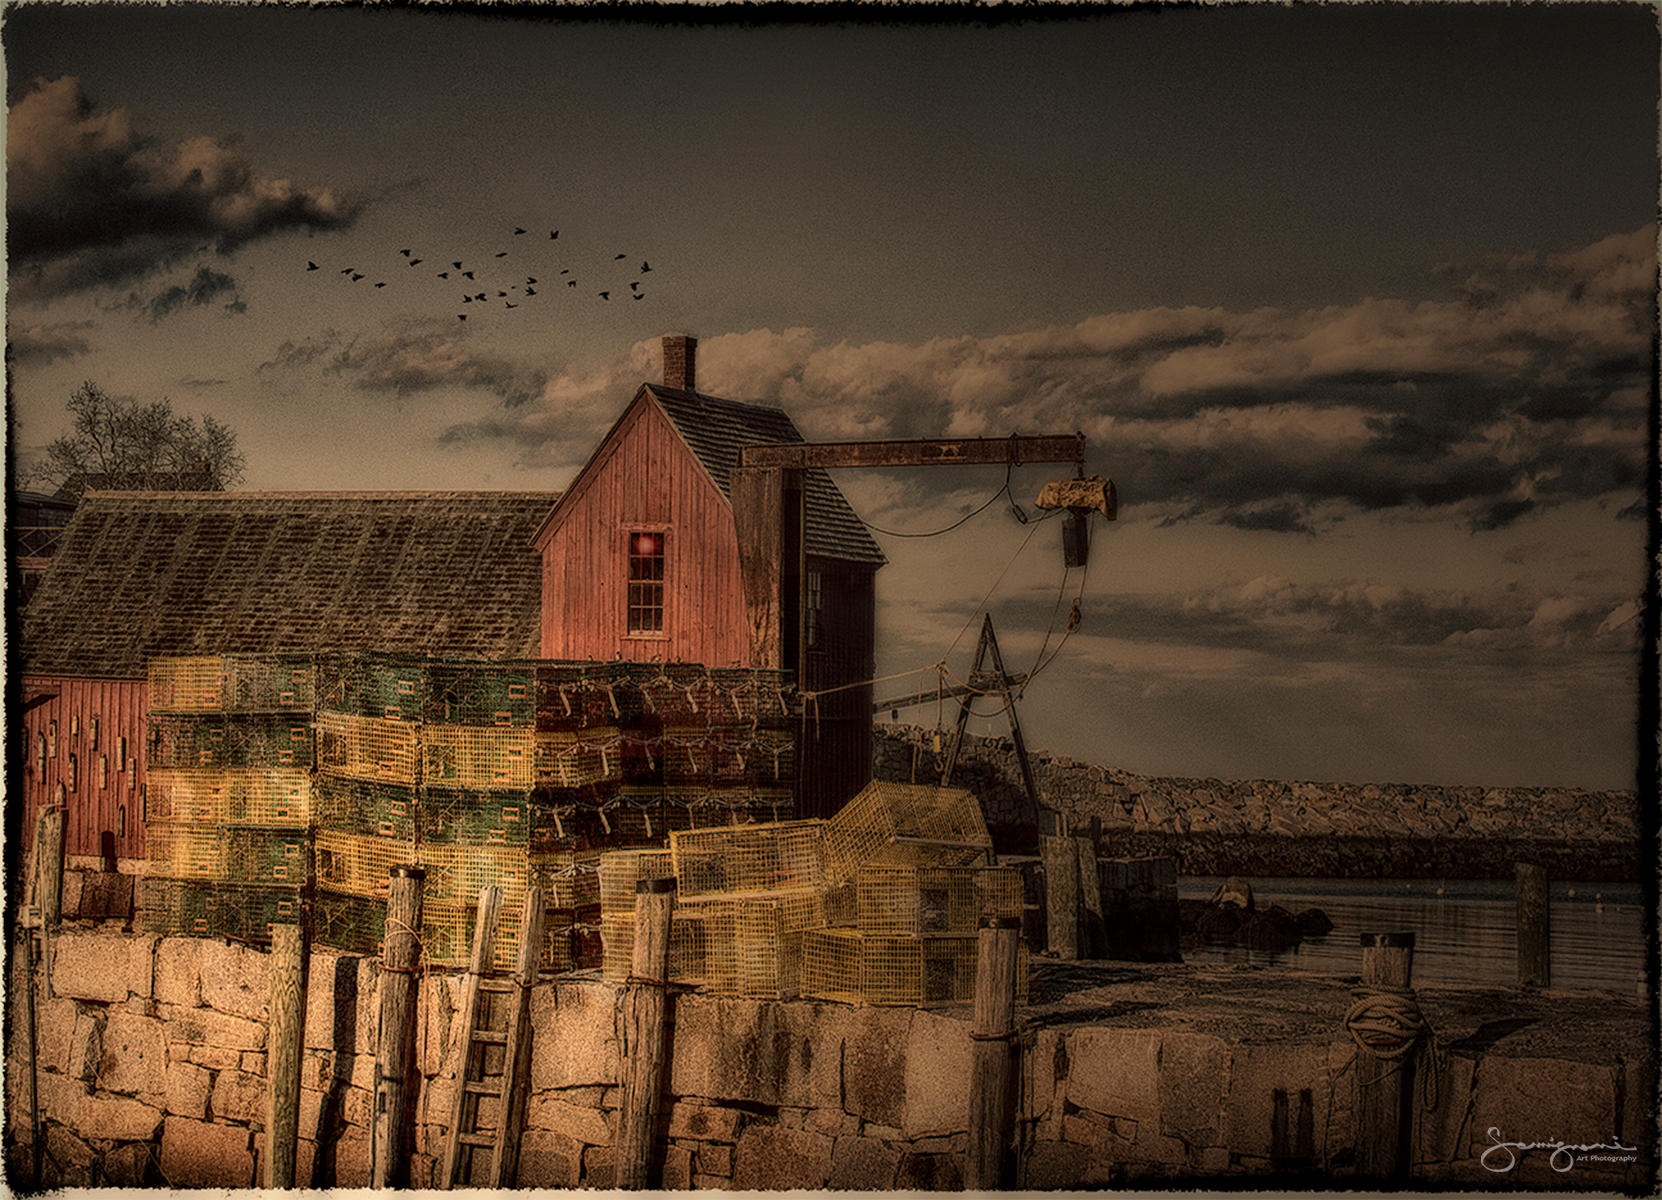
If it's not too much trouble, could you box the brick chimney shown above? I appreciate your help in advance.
[662,333,697,393]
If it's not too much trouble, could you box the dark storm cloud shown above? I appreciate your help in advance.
[1101,578,1640,661]
[7,320,94,364]
[432,226,1652,532]
[1216,503,1316,535]
[258,335,334,373]
[7,76,360,302]
[263,324,548,409]
[140,265,242,322]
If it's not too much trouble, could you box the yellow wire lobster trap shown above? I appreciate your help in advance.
[146,768,311,828]
[315,711,421,785]
[670,889,824,999]
[854,865,1025,936]
[421,899,540,972]
[598,847,676,915]
[669,819,827,900]
[148,655,317,714]
[144,824,308,886]
[801,929,1030,1007]
[314,829,419,899]
[531,847,603,910]
[417,840,532,912]
[823,782,992,883]
[424,725,536,790]
[599,910,707,983]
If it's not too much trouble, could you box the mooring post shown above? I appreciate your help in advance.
[1515,863,1550,989]
[38,804,67,1001]
[265,923,308,1188]
[38,805,66,927]
[1355,931,1416,1182]
[371,865,425,1188]
[617,878,676,1189]
[1039,835,1079,960]
[16,921,41,1190]
[966,916,1023,1189]
[1074,835,1104,958]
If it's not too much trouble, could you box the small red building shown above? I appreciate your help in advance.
[16,335,883,867]
[536,334,884,815]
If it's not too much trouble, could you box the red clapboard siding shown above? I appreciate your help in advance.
[19,676,150,861]
[539,399,749,666]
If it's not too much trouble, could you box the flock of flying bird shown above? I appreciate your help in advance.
[305,226,654,322]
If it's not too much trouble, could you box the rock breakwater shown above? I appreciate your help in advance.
[873,724,1641,880]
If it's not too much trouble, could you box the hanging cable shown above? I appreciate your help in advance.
[860,458,1024,539]
[1020,551,1091,694]
[1029,558,1075,678]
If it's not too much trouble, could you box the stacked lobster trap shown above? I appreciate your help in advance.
[597,781,1029,1007]
[140,651,800,975]
[138,655,316,942]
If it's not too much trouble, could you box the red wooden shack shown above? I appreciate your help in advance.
[536,334,884,816]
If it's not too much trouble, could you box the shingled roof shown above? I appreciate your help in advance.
[647,385,885,566]
[20,491,557,679]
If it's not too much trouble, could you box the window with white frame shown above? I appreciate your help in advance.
[627,531,667,635]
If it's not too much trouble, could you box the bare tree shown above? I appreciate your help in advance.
[34,381,246,498]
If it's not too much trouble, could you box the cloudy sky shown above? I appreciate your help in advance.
[6,5,1655,791]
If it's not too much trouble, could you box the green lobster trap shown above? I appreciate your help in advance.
[424,663,536,727]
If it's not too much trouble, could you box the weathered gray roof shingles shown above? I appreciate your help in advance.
[648,385,885,566]
[21,491,557,678]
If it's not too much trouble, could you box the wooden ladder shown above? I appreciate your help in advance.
[439,885,545,1189]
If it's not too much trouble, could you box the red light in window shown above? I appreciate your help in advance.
[633,533,658,556]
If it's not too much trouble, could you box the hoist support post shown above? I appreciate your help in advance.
[732,433,1089,673]
[732,466,804,674]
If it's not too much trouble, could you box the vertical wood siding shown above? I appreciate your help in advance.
[539,401,750,667]
[800,564,877,817]
[18,676,150,861]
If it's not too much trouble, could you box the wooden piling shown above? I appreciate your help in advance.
[617,878,676,1190]
[38,805,66,1002]
[1515,863,1550,989]
[38,805,66,927]
[1039,835,1079,960]
[966,916,1023,1190]
[265,923,308,1189]
[1074,836,1104,958]
[1355,931,1415,1182]
[371,865,426,1189]
[16,924,41,1190]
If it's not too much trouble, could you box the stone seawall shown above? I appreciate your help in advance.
[874,724,1642,879]
[8,929,1652,1191]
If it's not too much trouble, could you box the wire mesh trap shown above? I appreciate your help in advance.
[801,929,1030,1007]
[854,865,1025,936]
[146,768,311,828]
[669,820,827,900]
[823,781,992,883]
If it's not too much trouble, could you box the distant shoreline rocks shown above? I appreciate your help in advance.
[873,725,1640,879]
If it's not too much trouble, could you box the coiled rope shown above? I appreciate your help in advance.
[1346,984,1442,1112]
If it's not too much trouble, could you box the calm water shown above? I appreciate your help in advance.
[1178,877,1651,994]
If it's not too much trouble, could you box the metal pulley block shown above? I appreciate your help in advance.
[1036,475,1116,567]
